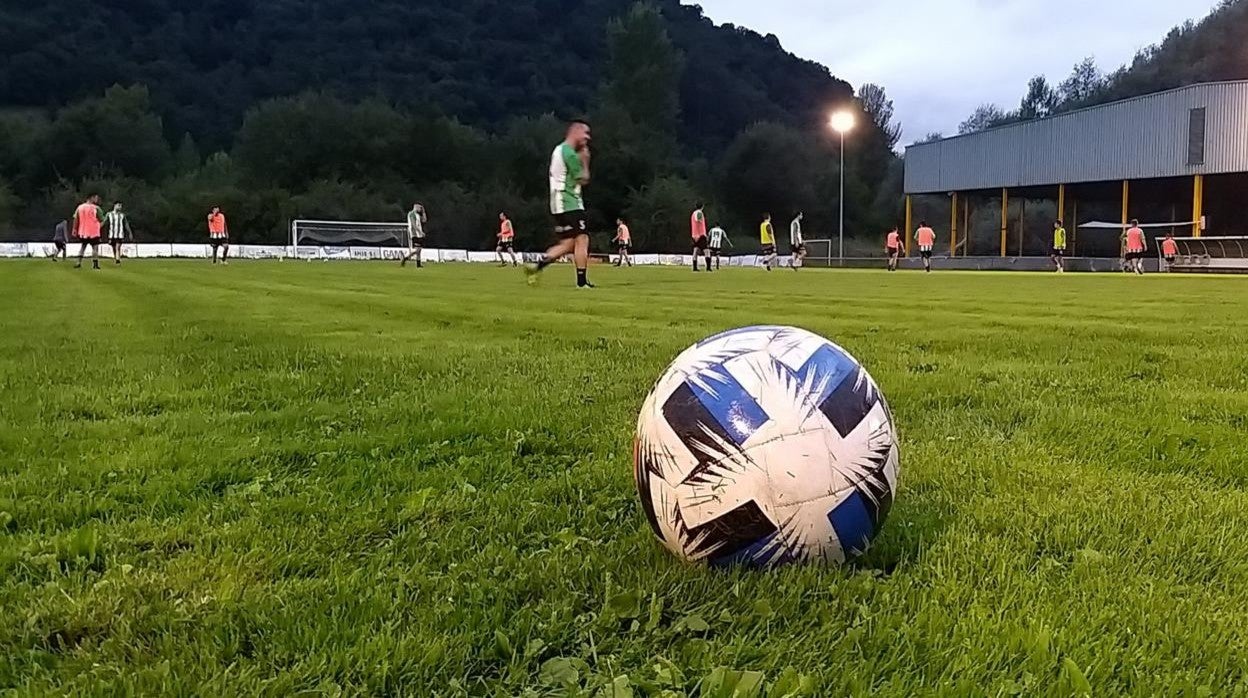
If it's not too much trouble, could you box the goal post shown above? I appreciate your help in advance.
[290,219,411,259]
[1157,236,1248,273]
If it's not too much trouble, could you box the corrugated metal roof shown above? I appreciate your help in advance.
[904,81,1248,194]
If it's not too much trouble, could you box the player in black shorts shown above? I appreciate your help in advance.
[527,120,594,288]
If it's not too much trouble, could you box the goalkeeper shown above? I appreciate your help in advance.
[401,202,427,268]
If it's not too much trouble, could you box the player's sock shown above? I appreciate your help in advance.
[576,268,592,288]
[92,259,99,269]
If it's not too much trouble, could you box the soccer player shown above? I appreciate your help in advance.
[51,219,68,261]
[526,119,594,288]
[1051,220,1067,273]
[1161,232,1179,271]
[1125,219,1147,275]
[759,213,778,271]
[885,227,902,271]
[691,203,710,272]
[105,202,133,265]
[788,212,806,270]
[613,218,633,267]
[496,212,517,267]
[915,220,936,272]
[208,206,230,264]
[72,194,103,270]
[708,224,731,270]
[401,202,427,268]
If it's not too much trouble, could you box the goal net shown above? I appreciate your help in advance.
[1157,236,1248,273]
[290,219,411,259]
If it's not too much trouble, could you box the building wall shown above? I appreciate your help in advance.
[905,82,1248,194]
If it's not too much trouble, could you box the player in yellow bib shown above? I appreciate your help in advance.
[759,213,777,271]
[1051,220,1067,273]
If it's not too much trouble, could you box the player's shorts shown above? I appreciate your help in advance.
[209,234,229,246]
[1125,249,1144,260]
[1164,255,1176,264]
[920,246,933,259]
[887,247,901,257]
[761,244,776,256]
[1052,247,1066,257]
[708,244,721,253]
[692,235,709,251]
[553,210,588,238]
[107,231,127,242]
[498,240,514,252]
[791,243,806,254]
[617,243,631,251]
[54,240,66,249]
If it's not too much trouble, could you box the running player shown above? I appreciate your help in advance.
[885,227,902,271]
[708,224,730,270]
[496,212,517,267]
[1052,219,1067,273]
[526,119,593,288]
[105,202,132,265]
[208,206,229,264]
[915,220,936,272]
[1161,232,1179,272]
[613,218,633,267]
[691,203,710,272]
[1125,219,1147,275]
[760,213,778,271]
[51,219,68,261]
[401,202,427,268]
[72,194,103,270]
[788,212,806,270]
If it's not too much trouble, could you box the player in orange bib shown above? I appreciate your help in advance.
[72,194,104,270]
[613,218,633,267]
[1161,233,1179,272]
[1124,219,1147,275]
[885,228,902,272]
[496,212,518,267]
[915,221,936,273]
[208,206,230,265]
[691,203,710,272]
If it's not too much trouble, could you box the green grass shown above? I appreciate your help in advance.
[3,260,1248,696]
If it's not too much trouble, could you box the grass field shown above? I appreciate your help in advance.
[3,259,1248,696]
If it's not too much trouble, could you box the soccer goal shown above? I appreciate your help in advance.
[803,239,834,268]
[1158,237,1248,273]
[290,219,411,260]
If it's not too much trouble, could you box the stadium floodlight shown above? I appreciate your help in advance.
[829,111,856,263]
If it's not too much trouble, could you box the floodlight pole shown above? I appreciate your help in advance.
[838,130,845,264]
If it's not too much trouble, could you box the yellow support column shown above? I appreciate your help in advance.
[905,195,913,255]
[999,188,1009,257]
[950,192,959,257]
[962,198,970,257]
[1057,184,1066,225]
[1121,180,1130,255]
[1193,175,1204,237]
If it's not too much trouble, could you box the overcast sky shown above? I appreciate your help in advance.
[691,0,1218,143]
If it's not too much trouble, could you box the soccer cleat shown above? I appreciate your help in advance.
[577,282,596,289]
[92,260,100,269]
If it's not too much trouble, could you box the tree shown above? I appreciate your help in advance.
[602,3,685,137]
[41,85,172,184]
[1058,57,1104,106]
[915,132,944,144]
[716,123,820,233]
[1018,75,1058,120]
[623,175,703,252]
[857,84,902,150]
[958,104,1012,135]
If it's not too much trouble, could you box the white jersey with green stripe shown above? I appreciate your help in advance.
[790,218,803,246]
[549,142,585,215]
[709,227,727,247]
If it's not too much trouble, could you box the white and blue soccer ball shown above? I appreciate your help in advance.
[634,326,899,567]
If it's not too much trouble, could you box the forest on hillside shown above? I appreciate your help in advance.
[0,0,903,250]
[953,0,1248,137]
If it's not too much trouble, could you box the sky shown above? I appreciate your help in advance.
[691,0,1219,143]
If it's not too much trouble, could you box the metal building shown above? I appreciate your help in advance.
[902,81,1248,258]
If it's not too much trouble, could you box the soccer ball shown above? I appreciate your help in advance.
[634,326,899,567]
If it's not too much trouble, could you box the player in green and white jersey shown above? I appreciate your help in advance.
[526,120,594,288]
[708,224,731,270]
[105,202,133,265]
[788,212,806,270]
[400,202,426,268]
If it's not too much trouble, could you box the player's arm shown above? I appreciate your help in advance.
[725,232,734,248]
[576,147,591,185]
[72,209,79,236]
